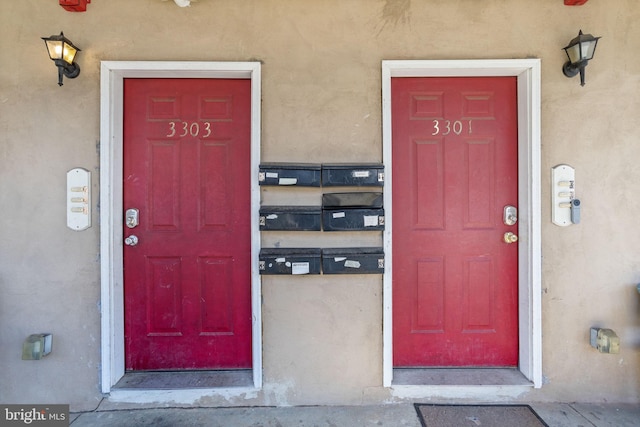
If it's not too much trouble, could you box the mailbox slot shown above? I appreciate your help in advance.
[322,192,383,208]
[322,247,385,274]
[259,206,322,231]
[259,163,321,187]
[259,248,321,275]
[322,163,384,187]
[322,192,384,231]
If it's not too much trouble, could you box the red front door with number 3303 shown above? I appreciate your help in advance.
[123,78,252,371]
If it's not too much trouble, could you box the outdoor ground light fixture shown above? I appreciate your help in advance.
[42,32,81,86]
[562,30,601,87]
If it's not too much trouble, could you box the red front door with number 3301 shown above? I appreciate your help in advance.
[123,78,252,371]
[392,77,519,367]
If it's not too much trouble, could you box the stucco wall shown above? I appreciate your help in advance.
[1,0,639,411]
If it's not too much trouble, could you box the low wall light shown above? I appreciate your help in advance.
[562,30,601,87]
[22,334,53,360]
[41,32,81,86]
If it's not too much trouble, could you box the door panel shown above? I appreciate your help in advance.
[392,77,518,367]
[123,78,251,370]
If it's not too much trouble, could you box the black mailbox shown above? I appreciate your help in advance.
[259,163,321,187]
[259,248,322,275]
[322,247,385,274]
[259,206,322,231]
[322,163,384,187]
[322,192,384,231]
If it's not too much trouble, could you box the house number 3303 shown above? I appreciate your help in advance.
[167,121,212,138]
[432,119,473,136]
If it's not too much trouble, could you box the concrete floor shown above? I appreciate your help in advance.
[69,402,640,426]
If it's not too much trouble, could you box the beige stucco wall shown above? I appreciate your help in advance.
[1,0,639,411]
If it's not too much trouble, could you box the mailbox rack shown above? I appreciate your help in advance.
[259,163,385,274]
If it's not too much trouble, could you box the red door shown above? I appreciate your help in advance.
[123,78,252,370]
[392,77,519,367]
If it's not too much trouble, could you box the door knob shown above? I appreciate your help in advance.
[125,235,139,246]
[503,232,518,244]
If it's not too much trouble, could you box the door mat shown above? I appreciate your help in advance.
[415,404,548,427]
[114,370,253,389]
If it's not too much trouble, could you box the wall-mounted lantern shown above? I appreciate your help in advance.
[41,32,81,86]
[562,30,601,87]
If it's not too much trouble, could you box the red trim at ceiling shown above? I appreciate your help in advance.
[59,0,91,12]
[564,0,588,5]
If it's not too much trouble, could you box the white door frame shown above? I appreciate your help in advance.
[382,59,542,388]
[99,61,262,394]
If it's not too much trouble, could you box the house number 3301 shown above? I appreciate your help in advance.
[432,119,473,136]
[167,121,212,138]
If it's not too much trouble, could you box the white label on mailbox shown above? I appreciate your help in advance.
[266,172,278,178]
[292,262,310,275]
[352,170,370,178]
[363,215,379,227]
[266,214,278,220]
[334,257,347,262]
[275,257,286,263]
[333,212,346,218]
[278,177,298,185]
[344,260,361,268]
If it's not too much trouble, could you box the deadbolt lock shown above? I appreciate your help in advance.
[503,205,518,226]
[125,208,139,229]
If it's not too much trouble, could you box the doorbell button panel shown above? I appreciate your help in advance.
[67,167,91,231]
[552,164,577,226]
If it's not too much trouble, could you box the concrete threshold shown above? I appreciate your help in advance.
[390,367,534,401]
[114,370,253,389]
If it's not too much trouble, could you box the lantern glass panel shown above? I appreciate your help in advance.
[582,40,597,61]
[565,44,581,64]
[45,40,64,60]
[62,43,77,65]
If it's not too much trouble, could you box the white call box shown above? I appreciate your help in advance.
[551,164,575,227]
[67,168,91,231]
